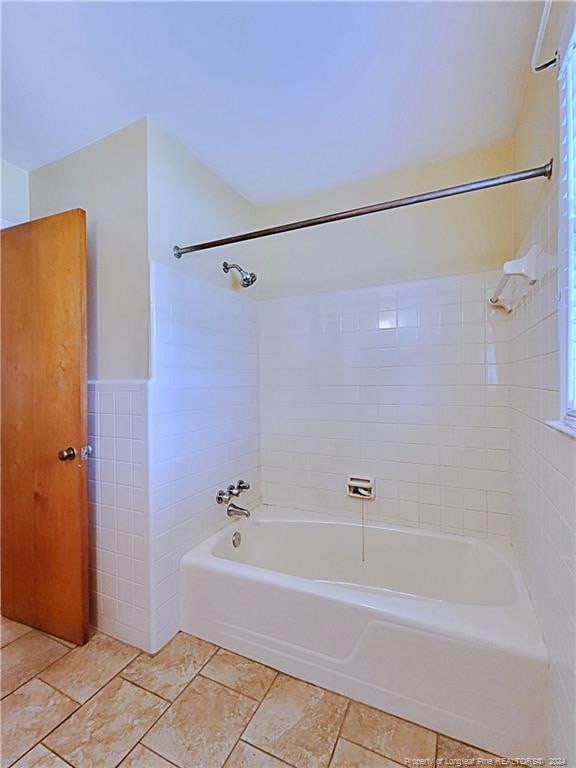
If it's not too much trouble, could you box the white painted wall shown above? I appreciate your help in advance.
[248,141,515,300]
[29,119,149,381]
[1,159,29,224]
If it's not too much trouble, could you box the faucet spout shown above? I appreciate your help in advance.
[227,502,251,519]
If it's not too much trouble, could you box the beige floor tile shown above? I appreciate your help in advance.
[12,744,71,767]
[223,741,293,768]
[143,675,258,768]
[329,739,401,768]
[243,674,348,768]
[45,677,168,768]
[121,632,217,700]
[118,744,176,767]
[39,632,139,703]
[436,734,500,761]
[1,678,78,768]
[1,630,70,698]
[40,632,77,649]
[341,703,436,765]
[0,616,33,648]
[201,648,277,701]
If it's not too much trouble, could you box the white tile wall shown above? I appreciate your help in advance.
[259,271,513,540]
[87,380,150,649]
[148,262,260,650]
[510,187,576,762]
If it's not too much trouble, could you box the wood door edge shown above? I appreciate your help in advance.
[1,209,87,233]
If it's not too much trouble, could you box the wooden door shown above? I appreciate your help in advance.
[1,209,89,645]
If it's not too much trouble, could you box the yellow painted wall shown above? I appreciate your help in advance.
[29,118,257,379]
[30,119,150,380]
[247,141,515,299]
[514,0,575,247]
[1,159,29,224]
[147,121,256,285]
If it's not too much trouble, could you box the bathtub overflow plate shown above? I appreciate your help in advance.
[232,531,241,548]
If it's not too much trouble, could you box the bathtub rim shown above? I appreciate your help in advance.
[181,505,547,664]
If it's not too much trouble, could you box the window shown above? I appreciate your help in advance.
[560,27,576,430]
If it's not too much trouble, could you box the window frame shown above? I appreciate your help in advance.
[557,21,576,434]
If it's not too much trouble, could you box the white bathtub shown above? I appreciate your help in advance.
[180,508,548,756]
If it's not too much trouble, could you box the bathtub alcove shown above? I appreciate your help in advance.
[181,507,547,758]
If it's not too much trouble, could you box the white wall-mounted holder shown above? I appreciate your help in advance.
[347,475,375,500]
[489,246,540,313]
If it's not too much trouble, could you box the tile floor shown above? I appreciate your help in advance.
[1,616,501,768]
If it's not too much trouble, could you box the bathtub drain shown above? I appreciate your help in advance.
[232,531,241,548]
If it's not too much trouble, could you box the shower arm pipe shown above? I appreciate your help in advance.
[173,159,553,258]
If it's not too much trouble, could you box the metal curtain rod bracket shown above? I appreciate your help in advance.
[173,159,553,258]
[531,0,558,72]
[534,53,558,72]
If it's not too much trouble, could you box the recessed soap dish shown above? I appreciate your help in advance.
[347,475,375,500]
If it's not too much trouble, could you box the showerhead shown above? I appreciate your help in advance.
[222,261,257,288]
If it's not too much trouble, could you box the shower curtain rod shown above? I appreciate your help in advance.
[173,159,553,258]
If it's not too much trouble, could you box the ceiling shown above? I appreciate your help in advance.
[2,1,540,204]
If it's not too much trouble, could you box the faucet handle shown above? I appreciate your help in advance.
[227,484,241,497]
[216,489,230,504]
[237,480,250,491]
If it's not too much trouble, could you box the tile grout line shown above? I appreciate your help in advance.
[10,639,147,767]
[142,638,221,708]
[0,639,74,701]
[124,640,281,768]
[237,672,316,766]
[325,699,351,768]
[9,741,78,768]
[41,674,171,768]
[44,744,77,768]
[39,646,172,767]
[331,730,434,766]
[43,744,78,768]
[237,739,299,768]
[336,736,415,768]
[231,669,294,764]
[433,729,505,760]
[36,636,141,705]
[3,627,89,704]
[118,639,223,767]
[122,741,181,768]
[0,629,34,650]
[4,678,79,768]
[218,710,295,768]
[116,674,173,704]
[197,668,277,703]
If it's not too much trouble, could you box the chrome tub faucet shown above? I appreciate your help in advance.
[226,502,251,519]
